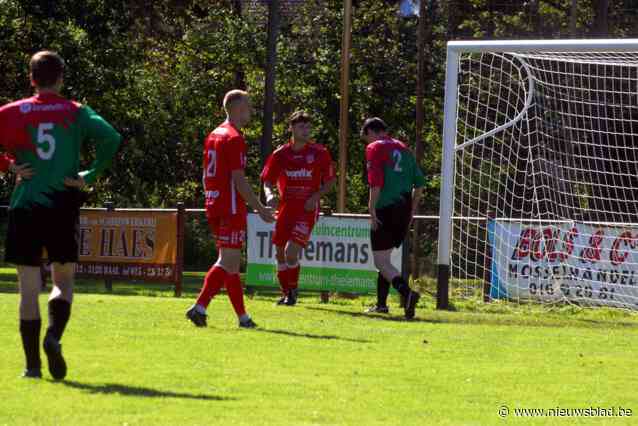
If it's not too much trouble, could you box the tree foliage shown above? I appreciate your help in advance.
[1,0,637,215]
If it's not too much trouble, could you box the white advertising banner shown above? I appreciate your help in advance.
[246,213,402,293]
[488,219,638,309]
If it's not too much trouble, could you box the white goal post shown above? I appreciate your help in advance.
[437,39,638,310]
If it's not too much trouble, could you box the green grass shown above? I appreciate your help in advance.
[0,269,637,425]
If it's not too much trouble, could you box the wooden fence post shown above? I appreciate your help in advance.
[175,202,185,297]
[104,201,114,292]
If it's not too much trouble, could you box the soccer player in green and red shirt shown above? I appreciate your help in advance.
[361,117,425,319]
[261,111,336,305]
[0,51,121,379]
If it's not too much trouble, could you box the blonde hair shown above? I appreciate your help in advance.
[223,90,249,113]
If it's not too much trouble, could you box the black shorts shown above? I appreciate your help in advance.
[370,193,412,251]
[5,190,84,266]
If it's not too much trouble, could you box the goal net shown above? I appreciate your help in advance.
[437,40,638,310]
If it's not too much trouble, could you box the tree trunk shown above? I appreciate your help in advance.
[411,0,428,278]
[528,0,540,36]
[569,0,578,36]
[261,0,280,165]
[591,0,609,37]
[232,0,246,89]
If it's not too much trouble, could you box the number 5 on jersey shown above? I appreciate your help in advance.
[37,122,56,160]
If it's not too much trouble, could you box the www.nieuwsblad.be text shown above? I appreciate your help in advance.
[498,405,633,418]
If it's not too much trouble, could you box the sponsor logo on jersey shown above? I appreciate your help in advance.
[21,103,72,113]
[19,103,33,114]
[285,169,313,179]
[205,190,220,199]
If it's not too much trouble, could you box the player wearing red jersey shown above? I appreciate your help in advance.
[186,90,274,328]
[362,118,425,319]
[0,51,122,379]
[261,111,336,305]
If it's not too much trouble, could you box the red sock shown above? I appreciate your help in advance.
[196,265,227,308]
[225,273,246,317]
[288,265,300,289]
[276,264,289,294]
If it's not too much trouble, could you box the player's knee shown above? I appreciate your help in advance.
[19,295,40,320]
[218,248,241,274]
[285,251,299,266]
[275,248,286,263]
[372,255,385,271]
[372,252,392,272]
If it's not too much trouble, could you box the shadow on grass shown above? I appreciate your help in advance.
[60,380,235,401]
[304,306,432,324]
[0,274,284,298]
[254,327,372,343]
[304,306,638,329]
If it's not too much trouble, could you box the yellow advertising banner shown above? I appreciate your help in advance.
[75,210,179,282]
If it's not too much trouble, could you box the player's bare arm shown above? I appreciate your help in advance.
[368,186,382,230]
[304,177,336,212]
[63,176,86,189]
[9,163,35,181]
[231,169,275,223]
[263,181,279,208]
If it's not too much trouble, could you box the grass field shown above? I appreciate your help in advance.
[1,269,637,425]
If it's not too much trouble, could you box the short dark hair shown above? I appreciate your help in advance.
[289,110,312,126]
[30,51,65,88]
[360,117,388,136]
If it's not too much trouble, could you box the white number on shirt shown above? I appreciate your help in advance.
[206,149,217,177]
[392,149,403,172]
[37,122,56,160]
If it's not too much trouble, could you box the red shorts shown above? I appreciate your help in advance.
[206,212,247,249]
[273,205,318,248]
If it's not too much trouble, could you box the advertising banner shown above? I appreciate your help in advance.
[246,213,402,293]
[488,219,638,309]
[75,210,178,282]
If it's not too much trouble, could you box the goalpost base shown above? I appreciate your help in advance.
[436,264,450,310]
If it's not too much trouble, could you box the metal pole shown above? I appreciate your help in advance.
[436,46,460,310]
[337,0,353,213]
[261,0,280,164]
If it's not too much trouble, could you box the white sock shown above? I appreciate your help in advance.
[239,314,251,323]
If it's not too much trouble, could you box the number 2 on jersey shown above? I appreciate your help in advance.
[206,149,217,177]
[37,122,56,160]
[392,149,403,172]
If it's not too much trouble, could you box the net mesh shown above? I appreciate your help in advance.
[449,50,638,309]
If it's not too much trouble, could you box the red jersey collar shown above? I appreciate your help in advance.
[34,92,65,101]
[288,139,315,152]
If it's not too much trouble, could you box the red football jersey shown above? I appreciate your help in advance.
[203,121,247,217]
[261,141,335,212]
[0,153,14,172]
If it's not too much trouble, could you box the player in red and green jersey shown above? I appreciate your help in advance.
[186,90,274,329]
[261,111,336,306]
[361,117,425,319]
[0,51,121,380]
